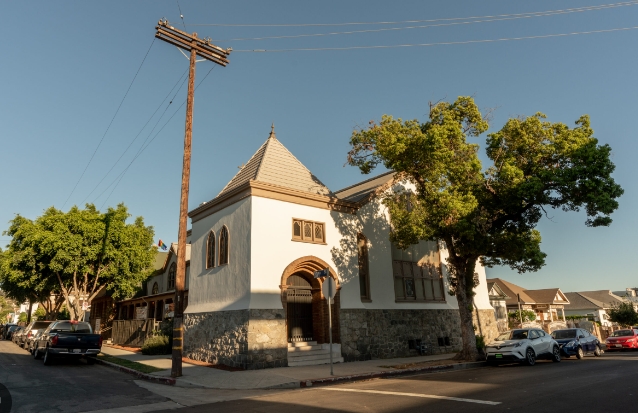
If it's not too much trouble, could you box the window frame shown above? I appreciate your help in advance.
[291,218,326,244]
[218,225,229,266]
[152,282,159,295]
[167,263,176,290]
[357,233,371,302]
[392,259,446,303]
[206,230,216,269]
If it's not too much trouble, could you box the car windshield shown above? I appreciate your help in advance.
[552,330,578,339]
[497,330,528,340]
[611,330,634,337]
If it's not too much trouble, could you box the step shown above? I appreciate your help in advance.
[287,352,334,362]
[287,345,327,353]
[288,356,344,367]
[288,341,317,347]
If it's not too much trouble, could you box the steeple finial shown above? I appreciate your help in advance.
[269,123,276,139]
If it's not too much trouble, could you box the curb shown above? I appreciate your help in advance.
[300,361,486,387]
[95,358,176,386]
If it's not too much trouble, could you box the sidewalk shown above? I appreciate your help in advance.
[100,346,483,390]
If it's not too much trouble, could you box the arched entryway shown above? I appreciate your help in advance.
[280,256,340,344]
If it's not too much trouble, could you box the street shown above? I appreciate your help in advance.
[3,337,638,413]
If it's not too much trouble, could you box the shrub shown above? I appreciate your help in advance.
[476,335,486,350]
[141,335,171,355]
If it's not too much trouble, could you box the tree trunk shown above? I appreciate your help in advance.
[455,274,479,361]
[26,301,33,324]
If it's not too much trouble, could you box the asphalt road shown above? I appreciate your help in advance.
[153,351,638,413]
[4,338,638,413]
[0,339,167,413]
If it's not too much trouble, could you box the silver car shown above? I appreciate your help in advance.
[486,328,561,366]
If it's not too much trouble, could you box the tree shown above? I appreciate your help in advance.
[347,97,623,360]
[18,311,27,323]
[3,203,156,321]
[33,306,47,321]
[0,292,15,322]
[508,310,536,323]
[607,302,638,327]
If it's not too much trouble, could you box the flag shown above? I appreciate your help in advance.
[158,239,168,251]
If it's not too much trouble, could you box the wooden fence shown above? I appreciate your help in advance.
[111,319,156,347]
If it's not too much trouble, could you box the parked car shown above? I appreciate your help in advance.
[22,321,54,351]
[11,327,24,344]
[605,329,638,351]
[33,320,102,365]
[1,323,17,340]
[486,328,561,366]
[552,328,603,358]
[27,330,45,354]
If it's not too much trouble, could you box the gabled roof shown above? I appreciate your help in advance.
[525,288,569,304]
[216,126,331,198]
[486,278,569,306]
[333,171,396,203]
[486,278,535,306]
[576,290,624,309]
[563,292,604,311]
[158,243,191,273]
[487,281,510,300]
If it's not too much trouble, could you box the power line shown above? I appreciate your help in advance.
[212,3,638,42]
[188,1,638,27]
[80,67,189,205]
[176,0,187,30]
[61,38,156,210]
[98,64,218,209]
[235,25,638,52]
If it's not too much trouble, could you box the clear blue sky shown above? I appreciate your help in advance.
[1,1,637,292]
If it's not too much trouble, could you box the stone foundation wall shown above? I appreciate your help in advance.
[472,309,500,345]
[184,309,288,370]
[184,310,249,368]
[246,309,288,369]
[340,309,463,361]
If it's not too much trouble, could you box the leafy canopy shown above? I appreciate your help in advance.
[607,302,638,327]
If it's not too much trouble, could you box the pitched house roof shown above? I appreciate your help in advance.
[333,171,396,203]
[563,292,604,311]
[487,281,510,300]
[486,278,569,306]
[576,290,624,309]
[216,126,331,198]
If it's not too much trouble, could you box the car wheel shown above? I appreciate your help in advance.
[576,347,584,359]
[43,348,53,366]
[524,348,536,366]
[552,345,561,362]
[594,346,602,357]
[33,347,42,359]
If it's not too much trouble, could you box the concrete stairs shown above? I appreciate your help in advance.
[287,341,344,367]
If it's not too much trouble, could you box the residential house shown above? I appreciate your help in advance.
[182,126,499,370]
[486,278,570,331]
[486,281,509,332]
[564,290,626,327]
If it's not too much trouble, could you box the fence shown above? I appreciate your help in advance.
[111,319,156,347]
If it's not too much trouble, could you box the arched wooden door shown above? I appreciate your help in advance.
[286,274,313,342]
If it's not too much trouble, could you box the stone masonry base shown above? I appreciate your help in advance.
[184,309,287,370]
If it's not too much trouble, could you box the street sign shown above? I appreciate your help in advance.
[314,268,330,279]
[322,277,336,301]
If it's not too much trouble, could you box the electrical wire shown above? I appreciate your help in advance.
[61,38,156,210]
[98,64,218,209]
[234,25,638,52]
[213,2,638,42]
[176,0,187,30]
[188,1,638,27]
[80,67,189,205]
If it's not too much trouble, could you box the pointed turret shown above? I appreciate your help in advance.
[216,126,331,198]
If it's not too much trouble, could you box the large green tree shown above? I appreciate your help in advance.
[347,97,623,360]
[607,302,638,327]
[2,203,156,321]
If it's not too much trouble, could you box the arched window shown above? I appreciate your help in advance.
[206,230,216,269]
[152,282,159,295]
[357,233,371,301]
[219,226,229,265]
[167,263,176,290]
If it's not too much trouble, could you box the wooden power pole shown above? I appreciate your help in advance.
[154,18,231,378]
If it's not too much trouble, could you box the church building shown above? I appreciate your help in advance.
[183,126,499,370]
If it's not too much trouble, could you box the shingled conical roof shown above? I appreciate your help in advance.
[217,125,331,198]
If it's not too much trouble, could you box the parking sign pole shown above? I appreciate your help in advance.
[328,276,333,376]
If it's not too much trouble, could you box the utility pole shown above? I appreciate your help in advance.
[154,18,231,378]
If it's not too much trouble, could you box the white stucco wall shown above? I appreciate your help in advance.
[146,255,190,296]
[186,197,252,314]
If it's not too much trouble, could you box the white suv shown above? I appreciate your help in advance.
[486,328,561,366]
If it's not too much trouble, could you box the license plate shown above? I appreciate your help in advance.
[72,349,82,353]
[495,354,503,359]
[616,344,623,348]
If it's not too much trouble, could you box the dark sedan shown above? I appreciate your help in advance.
[552,328,602,359]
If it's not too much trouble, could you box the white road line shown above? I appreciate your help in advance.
[319,388,501,405]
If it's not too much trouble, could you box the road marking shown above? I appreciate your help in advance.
[319,388,501,405]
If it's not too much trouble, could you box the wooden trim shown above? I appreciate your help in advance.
[189,180,358,222]
[292,218,326,244]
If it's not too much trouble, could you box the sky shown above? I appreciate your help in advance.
[1,1,637,293]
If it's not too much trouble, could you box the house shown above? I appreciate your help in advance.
[486,278,570,330]
[182,126,499,370]
[563,290,626,327]
[486,281,509,332]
